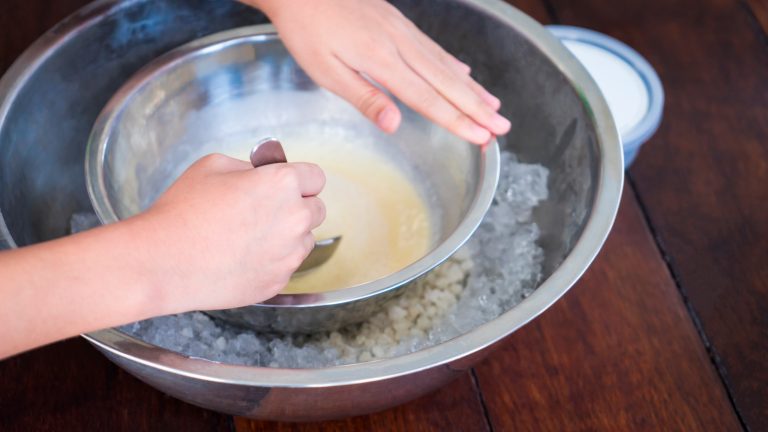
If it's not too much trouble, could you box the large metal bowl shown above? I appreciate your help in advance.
[84,24,501,333]
[0,0,623,422]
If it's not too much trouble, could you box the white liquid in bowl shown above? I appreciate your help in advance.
[227,136,432,294]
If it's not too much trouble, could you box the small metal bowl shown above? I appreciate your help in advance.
[85,25,500,333]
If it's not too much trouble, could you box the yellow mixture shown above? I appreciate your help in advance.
[230,137,432,294]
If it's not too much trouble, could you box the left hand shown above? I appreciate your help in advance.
[245,0,511,144]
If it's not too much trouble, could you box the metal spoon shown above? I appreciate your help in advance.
[250,137,341,274]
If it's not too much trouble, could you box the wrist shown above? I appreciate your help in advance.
[106,214,176,318]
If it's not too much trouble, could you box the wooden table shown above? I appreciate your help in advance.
[2,0,766,430]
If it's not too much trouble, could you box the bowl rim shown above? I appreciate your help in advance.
[85,0,623,386]
[0,0,623,388]
[84,24,502,308]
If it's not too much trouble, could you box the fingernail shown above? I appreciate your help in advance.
[468,123,492,144]
[491,113,511,133]
[377,106,400,133]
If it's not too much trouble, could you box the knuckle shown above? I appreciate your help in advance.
[264,279,288,299]
[303,235,316,255]
[373,51,400,76]
[289,250,307,270]
[356,87,386,116]
[275,276,291,293]
[275,166,299,190]
[470,97,492,118]
[431,65,455,85]
[313,165,327,190]
[287,210,309,234]
[297,207,314,229]
[360,35,384,55]
[316,199,327,223]
[454,111,473,130]
[382,1,406,19]
[197,153,226,169]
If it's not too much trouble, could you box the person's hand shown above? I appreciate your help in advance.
[0,154,326,358]
[247,0,511,144]
[134,154,326,312]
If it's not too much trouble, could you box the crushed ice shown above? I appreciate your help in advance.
[116,151,549,367]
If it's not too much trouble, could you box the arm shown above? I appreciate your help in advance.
[0,155,325,359]
[243,0,511,144]
[0,217,168,358]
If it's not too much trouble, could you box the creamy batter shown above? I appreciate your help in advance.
[228,136,432,294]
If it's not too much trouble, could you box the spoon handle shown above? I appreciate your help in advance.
[248,137,342,275]
[250,137,287,167]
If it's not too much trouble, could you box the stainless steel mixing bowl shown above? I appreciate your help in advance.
[0,0,623,421]
[84,24,501,333]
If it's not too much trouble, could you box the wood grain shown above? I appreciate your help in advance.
[544,0,768,428]
[236,373,489,432]
[474,188,742,431]
[0,0,92,74]
[0,338,232,432]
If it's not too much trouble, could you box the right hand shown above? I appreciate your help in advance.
[248,0,510,145]
[132,153,326,313]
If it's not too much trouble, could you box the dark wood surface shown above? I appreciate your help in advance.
[1,0,766,430]
[475,188,740,431]
[545,0,768,429]
[0,338,233,431]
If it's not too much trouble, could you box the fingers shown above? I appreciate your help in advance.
[366,56,494,144]
[420,38,471,76]
[322,28,509,144]
[398,36,510,137]
[256,162,326,197]
[302,232,316,257]
[408,26,501,110]
[449,55,472,75]
[303,196,326,230]
[306,36,506,144]
[317,57,402,133]
[463,76,502,111]
[410,29,471,75]
[288,162,326,197]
